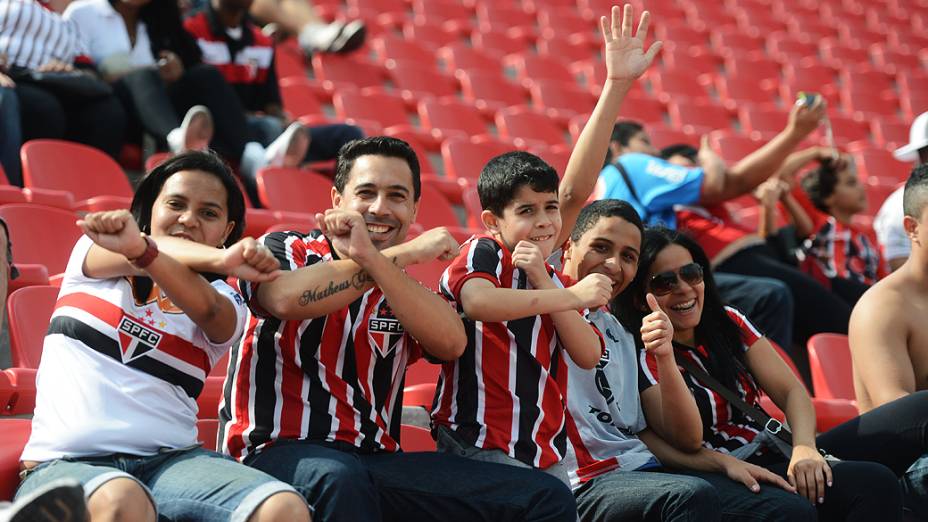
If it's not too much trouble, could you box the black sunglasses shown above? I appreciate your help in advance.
[648,263,704,296]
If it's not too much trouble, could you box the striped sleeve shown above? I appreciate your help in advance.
[441,236,504,309]
[237,230,329,317]
[637,347,660,390]
[724,306,763,350]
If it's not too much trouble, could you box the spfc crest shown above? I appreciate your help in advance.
[368,300,404,358]
[117,316,163,363]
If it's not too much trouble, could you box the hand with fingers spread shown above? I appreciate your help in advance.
[640,293,674,357]
[787,444,833,505]
[406,227,459,265]
[600,4,663,83]
[220,238,282,282]
[568,273,612,310]
[718,453,797,494]
[77,210,147,259]
[512,240,550,288]
[314,209,377,263]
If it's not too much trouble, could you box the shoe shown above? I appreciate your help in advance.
[0,479,87,522]
[265,122,310,169]
[167,105,213,154]
[299,20,366,56]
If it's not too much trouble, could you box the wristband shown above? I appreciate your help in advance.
[130,234,159,268]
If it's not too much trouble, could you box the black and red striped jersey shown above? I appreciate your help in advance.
[639,306,764,454]
[220,230,423,461]
[431,235,603,469]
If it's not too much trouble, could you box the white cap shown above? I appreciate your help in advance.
[894,111,928,162]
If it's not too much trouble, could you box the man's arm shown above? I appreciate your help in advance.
[557,4,661,245]
[849,286,916,407]
[699,100,826,205]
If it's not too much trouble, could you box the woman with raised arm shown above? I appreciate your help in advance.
[16,151,311,522]
[615,226,928,521]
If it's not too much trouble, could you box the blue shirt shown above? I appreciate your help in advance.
[598,153,705,228]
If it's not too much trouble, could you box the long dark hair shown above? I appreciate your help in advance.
[130,150,244,294]
[613,227,751,390]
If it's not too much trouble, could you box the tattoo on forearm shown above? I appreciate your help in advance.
[297,268,376,306]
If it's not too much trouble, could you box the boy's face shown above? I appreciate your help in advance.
[331,155,419,250]
[482,185,561,257]
[564,216,641,298]
[825,162,867,215]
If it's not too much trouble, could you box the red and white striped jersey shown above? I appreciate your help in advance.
[220,230,423,461]
[639,307,764,454]
[23,236,243,461]
[431,235,603,470]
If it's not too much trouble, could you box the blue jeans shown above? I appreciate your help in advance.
[574,468,721,522]
[17,445,302,521]
[245,439,578,522]
[245,113,364,162]
[675,469,817,522]
[0,86,22,186]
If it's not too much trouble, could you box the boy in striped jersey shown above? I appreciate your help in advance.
[221,136,578,522]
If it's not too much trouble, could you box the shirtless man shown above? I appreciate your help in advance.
[849,163,928,412]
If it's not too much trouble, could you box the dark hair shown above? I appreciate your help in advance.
[613,227,753,391]
[120,0,202,67]
[132,149,245,247]
[570,199,644,242]
[333,136,421,201]
[659,144,698,162]
[800,158,841,213]
[478,151,559,216]
[611,121,645,147]
[903,163,928,218]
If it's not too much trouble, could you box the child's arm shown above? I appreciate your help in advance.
[781,190,815,239]
[753,179,785,237]
[557,4,661,245]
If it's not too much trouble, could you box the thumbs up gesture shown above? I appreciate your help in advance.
[640,293,674,357]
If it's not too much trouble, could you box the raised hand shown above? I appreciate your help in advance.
[601,4,663,83]
[787,95,826,138]
[640,293,674,356]
[407,227,459,264]
[568,273,612,310]
[77,210,146,259]
[315,209,377,263]
[511,240,549,288]
[220,237,282,282]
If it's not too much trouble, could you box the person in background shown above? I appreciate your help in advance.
[248,0,364,57]
[874,111,928,271]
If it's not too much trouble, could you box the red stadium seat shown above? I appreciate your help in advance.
[256,167,333,215]
[495,106,569,148]
[441,137,513,181]
[197,376,225,419]
[738,107,789,140]
[1,368,36,416]
[400,424,436,451]
[787,17,839,42]
[381,128,438,175]
[536,37,596,63]
[457,69,529,118]
[406,361,442,388]
[0,205,81,279]
[404,257,453,292]
[0,419,32,500]
[332,90,431,144]
[529,80,597,122]
[437,43,502,75]
[7,285,58,369]
[417,98,492,143]
[503,53,576,88]
[826,114,871,146]
[274,40,309,80]
[412,0,473,35]
[386,62,459,107]
[725,55,782,85]
[278,77,330,124]
[871,118,912,148]
[346,0,408,29]
[311,54,386,94]
[901,91,928,121]
[530,145,572,177]
[371,34,435,67]
[403,382,437,407]
[416,182,462,229]
[766,32,819,62]
[709,131,764,163]
[475,3,536,37]
[710,28,765,56]
[21,139,133,211]
[646,126,699,149]
[853,148,911,184]
[403,21,462,50]
[654,22,709,48]
[714,75,779,111]
[668,100,734,134]
[471,29,528,57]
[870,46,923,75]
[807,333,856,401]
[841,68,895,98]
[840,89,899,120]
[661,47,722,76]
[782,61,837,89]
[198,419,219,451]
[649,70,710,103]
[537,7,597,42]
[820,40,871,68]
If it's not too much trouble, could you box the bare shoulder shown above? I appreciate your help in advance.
[850,271,913,346]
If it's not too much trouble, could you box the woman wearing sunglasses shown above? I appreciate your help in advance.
[613,226,928,521]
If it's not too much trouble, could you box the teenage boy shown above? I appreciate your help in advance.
[220,136,577,522]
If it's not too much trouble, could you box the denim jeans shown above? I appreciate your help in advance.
[245,113,364,163]
[0,86,22,186]
[675,469,817,522]
[903,455,928,519]
[16,445,301,521]
[244,438,578,522]
[574,468,721,522]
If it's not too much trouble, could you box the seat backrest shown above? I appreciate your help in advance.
[0,418,32,500]
[21,140,133,202]
[418,99,489,137]
[441,137,512,181]
[808,333,856,400]
[279,77,326,119]
[495,106,567,146]
[333,90,410,128]
[400,423,436,452]
[257,168,333,215]
[7,286,59,369]
[416,183,460,228]
[0,204,82,275]
[197,418,219,451]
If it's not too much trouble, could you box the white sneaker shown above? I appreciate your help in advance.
[167,105,213,154]
[0,479,86,522]
[264,122,310,169]
[299,20,366,55]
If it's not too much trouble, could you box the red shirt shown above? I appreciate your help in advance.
[676,205,754,261]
